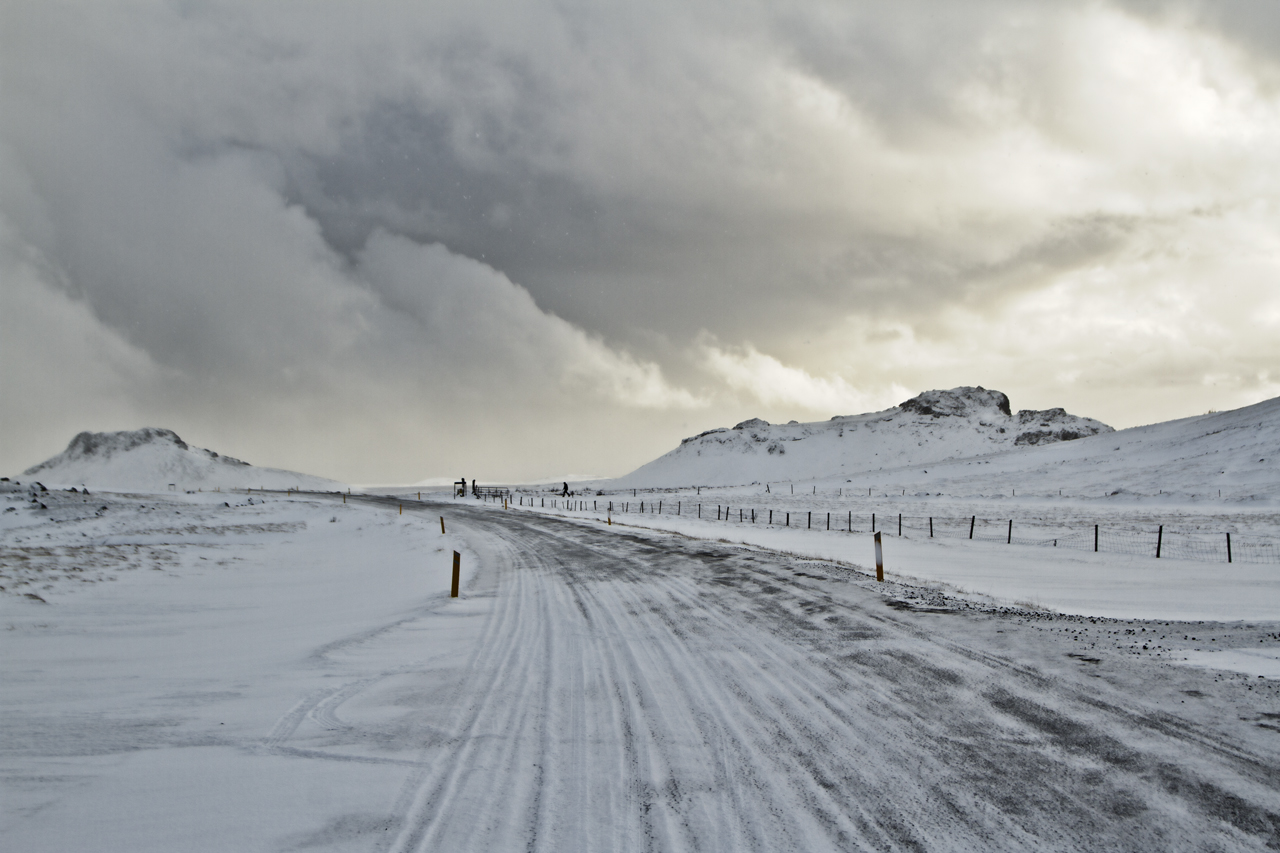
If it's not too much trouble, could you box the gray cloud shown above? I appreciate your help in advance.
[2,0,1278,482]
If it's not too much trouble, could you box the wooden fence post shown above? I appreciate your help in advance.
[899,513,902,536]
[969,516,975,540]
[1226,532,1232,563]
[874,531,884,582]
[1095,524,1099,552]
[1007,519,1012,544]
[1156,525,1163,558]
[929,517,933,537]
[440,516,445,534]
[451,551,461,598]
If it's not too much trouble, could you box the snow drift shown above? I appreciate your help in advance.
[614,387,1112,488]
[20,428,343,492]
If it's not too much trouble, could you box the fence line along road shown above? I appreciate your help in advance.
[492,493,1279,566]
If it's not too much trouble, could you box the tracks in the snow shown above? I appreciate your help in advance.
[274,499,1280,851]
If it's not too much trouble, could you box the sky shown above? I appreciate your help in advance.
[2,0,1279,485]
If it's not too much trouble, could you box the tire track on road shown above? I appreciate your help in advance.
[375,503,1280,852]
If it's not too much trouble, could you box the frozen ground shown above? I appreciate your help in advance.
[1,488,470,851]
[498,486,1280,623]
[5,489,1278,851]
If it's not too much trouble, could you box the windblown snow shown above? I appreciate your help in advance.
[3,395,1279,852]
[20,428,343,492]
[615,386,1113,489]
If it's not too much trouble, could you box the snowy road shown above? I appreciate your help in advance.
[4,492,1279,851]
[365,500,1280,852]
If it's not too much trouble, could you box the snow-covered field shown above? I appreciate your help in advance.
[503,491,1279,623]
[2,488,472,851]
[4,490,1279,851]
[4,392,1279,850]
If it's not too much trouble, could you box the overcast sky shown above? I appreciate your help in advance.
[3,0,1279,484]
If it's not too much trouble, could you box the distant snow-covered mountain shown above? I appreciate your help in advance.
[613,387,1112,488]
[20,428,343,492]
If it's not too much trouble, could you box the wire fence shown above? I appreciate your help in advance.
[502,494,1280,566]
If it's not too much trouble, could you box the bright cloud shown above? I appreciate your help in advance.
[701,341,909,415]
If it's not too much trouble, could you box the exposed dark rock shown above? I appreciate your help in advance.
[733,418,770,430]
[899,386,1012,418]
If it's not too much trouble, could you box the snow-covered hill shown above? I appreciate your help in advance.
[614,387,1112,488]
[834,393,1280,502]
[18,428,343,492]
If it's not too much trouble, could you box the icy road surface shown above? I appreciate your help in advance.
[359,500,1280,851]
[3,493,1280,851]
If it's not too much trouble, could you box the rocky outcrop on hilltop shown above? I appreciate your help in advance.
[898,387,1012,419]
[893,388,1112,446]
[614,387,1114,488]
[30,428,251,470]
[1014,408,1112,446]
[19,428,341,491]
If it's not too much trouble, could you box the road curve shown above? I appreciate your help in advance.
[368,500,1280,852]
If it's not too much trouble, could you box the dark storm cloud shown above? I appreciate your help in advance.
[2,0,1279,483]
